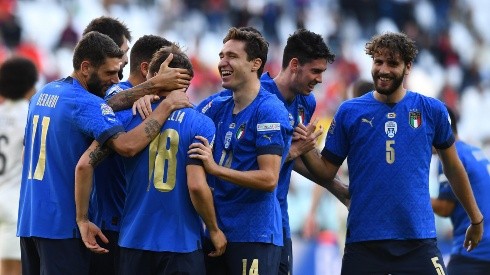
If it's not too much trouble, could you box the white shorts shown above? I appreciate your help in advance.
[0,184,20,259]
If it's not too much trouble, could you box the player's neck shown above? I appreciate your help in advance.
[373,87,407,104]
[232,78,260,113]
[274,72,295,103]
[127,74,144,87]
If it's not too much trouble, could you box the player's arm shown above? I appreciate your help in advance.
[106,53,192,111]
[106,89,191,157]
[431,198,455,217]
[300,149,350,206]
[75,140,111,253]
[437,144,483,251]
[186,164,227,257]
[188,136,281,192]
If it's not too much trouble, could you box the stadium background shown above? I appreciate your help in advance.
[1,0,489,274]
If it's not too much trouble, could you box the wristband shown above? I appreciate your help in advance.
[471,217,484,226]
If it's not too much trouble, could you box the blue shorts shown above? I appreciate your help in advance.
[20,237,90,275]
[447,254,490,275]
[341,239,447,275]
[119,247,205,275]
[89,230,120,275]
[203,238,281,275]
[279,235,293,275]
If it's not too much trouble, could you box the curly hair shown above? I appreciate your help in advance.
[365,32,418,64]
[0,56,38,100]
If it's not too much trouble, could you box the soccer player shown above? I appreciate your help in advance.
[17,31,191,275]
[0,56,38,275]
[432,106,490,275]
[83,16,131,80]
[75,44,226,274]
[89,34,172,275]
[83,16,192,111]
[188,27,293,275]
[301,32,483,274]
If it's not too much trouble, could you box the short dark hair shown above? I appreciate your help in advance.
[148,44,193,78]
[365,32,418,65]
[129,35,172,74]
[223,27,269,77]
[82,16,131,47]
[0,56,38,100]
[72,31,124,70]
[282,29,335,69]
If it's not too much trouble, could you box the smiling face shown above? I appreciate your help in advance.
[86,57,121,97]
[218,39,258,91]
[290,58,327,96]
[371,48,410,96]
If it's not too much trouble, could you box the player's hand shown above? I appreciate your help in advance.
[292,123,308,141]
[162,88,192,111]
[132,95,159,119]
[289,121,323,159]
[77,220,109,254]
[464,220,484,252]
[188,136,218,174]
[152,53,192,91]
[207,229,227,257]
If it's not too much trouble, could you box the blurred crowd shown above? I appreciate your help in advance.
[2,0,489,273]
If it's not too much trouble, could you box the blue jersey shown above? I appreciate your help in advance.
[89,80,133,232]
[197,87,293,245]
[437,141,490,261]
[199,73,313,238]
[260,72,315,238]
[17,77,124,238]
[105,80,132,99]
[322,91,454,243]
[118,102,216,252]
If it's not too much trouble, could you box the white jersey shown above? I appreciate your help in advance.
[0,99,28,189]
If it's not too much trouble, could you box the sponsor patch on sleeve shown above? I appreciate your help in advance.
[257,123,280,131]
[100,103,115,116]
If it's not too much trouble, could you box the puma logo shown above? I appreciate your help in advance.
[263,134,272,142]
[362,117,374,127]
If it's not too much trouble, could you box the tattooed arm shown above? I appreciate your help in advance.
[107,53,192,111]
[75,141,112,253]
[106,89,192,157]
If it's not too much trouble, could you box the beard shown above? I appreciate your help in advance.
[373,68,405,96]
[86,72,106,98]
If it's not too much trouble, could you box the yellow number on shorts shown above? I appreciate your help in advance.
[28,115,50,180]
[431,256,445,275]
[149,129,179,192]
[386,140,395,164]
[242,259,259,275]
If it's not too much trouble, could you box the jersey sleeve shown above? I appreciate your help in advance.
[255,97,293,156]
[187,112,216,166]
[432,100,455,149]
[72,97,125,145]
[321,103,350,166]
